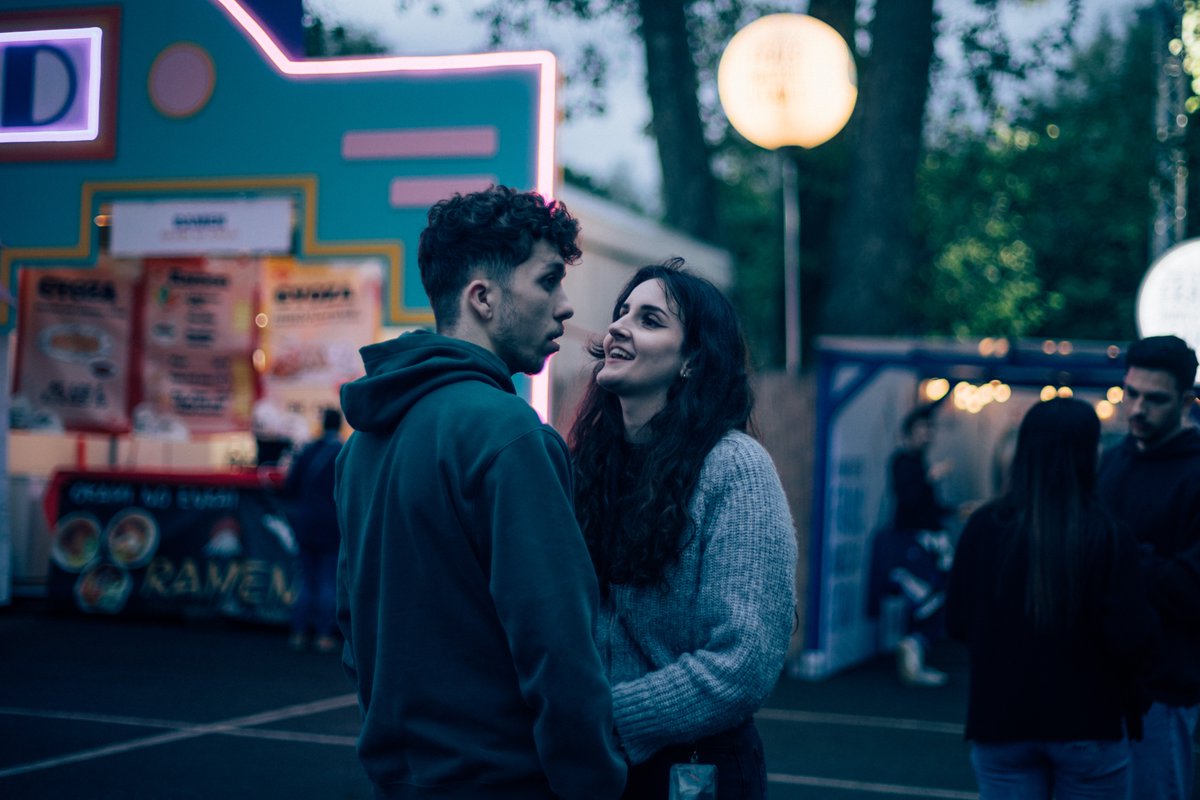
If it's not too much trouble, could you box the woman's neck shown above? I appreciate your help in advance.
[620,395,665,443]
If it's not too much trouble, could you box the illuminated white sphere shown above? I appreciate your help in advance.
[718,14,858,150]
[1137,237,1200,385]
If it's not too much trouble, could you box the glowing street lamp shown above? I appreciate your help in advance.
[718,14,857,373]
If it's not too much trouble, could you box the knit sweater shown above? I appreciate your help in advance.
[596,431,798,764]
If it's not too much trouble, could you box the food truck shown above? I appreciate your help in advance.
[0,0,732,613]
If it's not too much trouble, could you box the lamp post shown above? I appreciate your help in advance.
[718,14,857,374]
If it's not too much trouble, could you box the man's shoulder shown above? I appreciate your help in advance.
[433,378,539,422]
[1103,430,1200,468]
[415,379,554,456]
[1099,436,1133,467]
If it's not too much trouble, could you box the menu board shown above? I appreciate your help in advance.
[139,258,259,434]
[14,257,376,437]
[259,257,380,431]
[14,264,136,433]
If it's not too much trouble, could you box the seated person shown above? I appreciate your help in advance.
[868,403,958,687]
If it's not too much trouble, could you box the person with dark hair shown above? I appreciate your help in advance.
[1097,334,1200,800]
[283,406,344,653]
[868,402,960,687]
[892,404,954,533]
[335,185,626,799]
[569,260,797,800]
[947,398,1158,799]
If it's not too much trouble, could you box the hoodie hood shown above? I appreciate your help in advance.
[340,330,515,433]
[1121,425,1200,462]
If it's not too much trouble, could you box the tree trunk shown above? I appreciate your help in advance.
[807,0,856,46]
[638,0,720,241]
[820,0,936,335]
[797,0,858,364]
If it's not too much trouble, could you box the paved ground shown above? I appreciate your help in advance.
[0,599,1190,799]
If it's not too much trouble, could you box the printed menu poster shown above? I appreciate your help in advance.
[139,258,259,434]
[15,264,137,433]
[259,258,381,430]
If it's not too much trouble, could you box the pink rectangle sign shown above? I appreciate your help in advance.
[389,176,499,208]
[342,127,498,160]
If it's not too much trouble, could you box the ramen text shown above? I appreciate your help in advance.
[141,557,296,607]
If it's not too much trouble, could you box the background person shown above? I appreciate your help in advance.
[251,399,309,466]
[282,406,344,654]
[891,404,955,535]
[868,403,958,687]
[1097,334,1200,800]
[947,398,1158,799]
[569,260,797,800]
[334,185,626,799]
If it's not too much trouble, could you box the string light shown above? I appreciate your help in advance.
[951,380,1012,413]
[922,378,950,402]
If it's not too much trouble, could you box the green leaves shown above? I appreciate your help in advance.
[915,11,1158,342]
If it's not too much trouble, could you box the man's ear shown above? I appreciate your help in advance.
[465,278,495,322]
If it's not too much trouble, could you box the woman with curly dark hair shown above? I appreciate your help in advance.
[569,259,797,799]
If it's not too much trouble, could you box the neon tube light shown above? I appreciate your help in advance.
[212,0,559,421]
[212,0,556,196]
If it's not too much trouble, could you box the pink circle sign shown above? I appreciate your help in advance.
[149,43,215,119]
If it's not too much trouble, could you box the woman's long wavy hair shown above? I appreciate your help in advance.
[1001,397,1116,633]
[568,260,754,592]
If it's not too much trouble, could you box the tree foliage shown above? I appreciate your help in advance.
[303,14,388,57]
[914,11,1160,342]
[325,0,1181,362]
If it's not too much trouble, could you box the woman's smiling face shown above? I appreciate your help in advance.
[596,278,688,410]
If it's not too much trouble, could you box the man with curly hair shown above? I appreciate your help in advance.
[335,186,627,799]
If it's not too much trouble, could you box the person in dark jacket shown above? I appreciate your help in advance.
[870,403,958,687]
[947,398,1158,799]
[1097,334,1200,800]
[283,406,344,653]
[891,404,954,534]
[334,186,626,800]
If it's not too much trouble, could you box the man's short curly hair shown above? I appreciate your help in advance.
[417,185,582,329]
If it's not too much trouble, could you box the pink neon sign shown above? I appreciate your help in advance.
[212,0,558,203]
[213,0,560,420]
